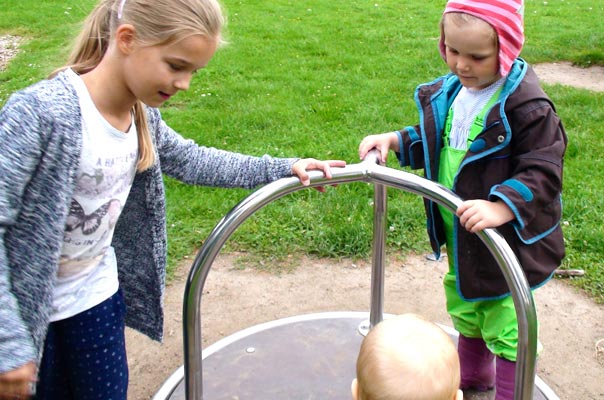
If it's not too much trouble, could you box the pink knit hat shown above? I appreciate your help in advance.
[439,0,525,76]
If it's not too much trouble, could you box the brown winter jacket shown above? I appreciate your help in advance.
[395,59,567,300]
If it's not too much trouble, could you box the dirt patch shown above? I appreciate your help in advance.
[126,253,604,400]
[0,35,21,71]
[533,62,604,92]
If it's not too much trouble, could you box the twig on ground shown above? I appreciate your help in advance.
[554,268,585,277]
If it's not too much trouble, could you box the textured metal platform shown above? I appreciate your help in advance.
[154,312,557,400]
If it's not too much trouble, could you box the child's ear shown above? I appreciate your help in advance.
[351,379,359,400]
[115,24,137,55]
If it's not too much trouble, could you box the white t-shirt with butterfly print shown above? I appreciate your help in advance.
[50,69,138,322]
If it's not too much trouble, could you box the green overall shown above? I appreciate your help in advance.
[437,89,540,361]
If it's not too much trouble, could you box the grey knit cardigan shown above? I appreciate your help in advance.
[0,70,297,373]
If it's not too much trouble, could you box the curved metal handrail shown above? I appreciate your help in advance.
[183,151,538,400]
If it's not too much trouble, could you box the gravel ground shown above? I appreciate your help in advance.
[0,35,21,71]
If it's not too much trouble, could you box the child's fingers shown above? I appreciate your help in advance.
[292,159,346,183]
[326,160,347,168]
[297,170,311,186]
[0,362,36,399]
[359,139,378,160]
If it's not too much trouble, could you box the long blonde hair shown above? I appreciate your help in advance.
[52,0,224,171]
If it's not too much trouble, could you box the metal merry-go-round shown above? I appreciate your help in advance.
[153,151,560,400]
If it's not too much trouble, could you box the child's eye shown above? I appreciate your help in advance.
[168,63,183,71]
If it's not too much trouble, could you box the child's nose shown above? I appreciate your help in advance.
[174,76,191,91]
[456,57,471,71]
[457,56,472,70]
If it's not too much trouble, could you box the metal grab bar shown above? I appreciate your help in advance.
[183,150,538,400]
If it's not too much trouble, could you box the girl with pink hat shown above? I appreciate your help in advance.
[359,1,567,398]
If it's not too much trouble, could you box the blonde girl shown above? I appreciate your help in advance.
[0,0,344,398]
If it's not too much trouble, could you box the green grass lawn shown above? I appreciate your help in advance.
[1,0,603,301]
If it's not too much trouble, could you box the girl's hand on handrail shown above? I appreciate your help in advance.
[291,158,347,192]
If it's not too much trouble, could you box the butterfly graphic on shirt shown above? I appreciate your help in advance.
[65,198,122,235]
